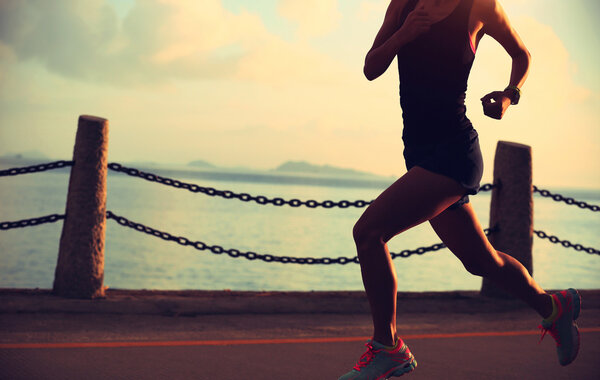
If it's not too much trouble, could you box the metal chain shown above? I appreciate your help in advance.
[107,163,371,209]
[534,230,599,255]
[3,211,598,261]
[0,160,73,177]
[106,210,496,264]
[3,161,595,215]
[3,161,598,262]
[533,186,599,212]
[106,210,359,264]
[108,162,494,209]
[0,214,66,230]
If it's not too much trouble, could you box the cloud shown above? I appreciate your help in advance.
[0,0,118,78]
[277,0,341,39]
[0,0,348,86]
[126,0,265,63]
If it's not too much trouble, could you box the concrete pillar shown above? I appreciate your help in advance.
[53,115,109,299]
[481,141,533,297]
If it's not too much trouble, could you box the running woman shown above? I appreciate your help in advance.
[338,0,581,378]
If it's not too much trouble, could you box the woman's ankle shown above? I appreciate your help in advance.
[372,331,397,347]
[538,293,555,319]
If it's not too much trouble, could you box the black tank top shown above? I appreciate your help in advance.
[397,0,476,145]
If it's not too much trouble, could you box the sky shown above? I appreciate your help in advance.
[0,0,598,188]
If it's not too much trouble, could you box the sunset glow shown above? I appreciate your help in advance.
[0,0,598,188]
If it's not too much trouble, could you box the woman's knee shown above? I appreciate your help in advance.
[353,219,386,253]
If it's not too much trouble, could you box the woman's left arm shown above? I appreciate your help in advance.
[479,0,531,120]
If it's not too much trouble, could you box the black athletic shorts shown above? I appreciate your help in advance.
[403,127,483,209]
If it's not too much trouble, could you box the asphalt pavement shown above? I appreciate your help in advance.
[1,289,599,380]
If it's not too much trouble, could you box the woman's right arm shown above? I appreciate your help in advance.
[364,0,431,81]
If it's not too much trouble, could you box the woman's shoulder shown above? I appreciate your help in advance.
[471,0,505,25]
[389,0,411,8]
[386,0,413,15]
[381,0,414,26]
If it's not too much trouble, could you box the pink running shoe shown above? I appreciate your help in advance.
[539,288,581,366]
[338,339,417,380]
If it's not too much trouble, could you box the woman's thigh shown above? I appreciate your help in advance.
[355,166,467,243]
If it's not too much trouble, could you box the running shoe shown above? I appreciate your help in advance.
[539,288,581,366]
[338,339,417,380]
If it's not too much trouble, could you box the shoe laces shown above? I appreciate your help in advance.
[539,292,571,346]
[538,323,561,346]
[353,342,381,371]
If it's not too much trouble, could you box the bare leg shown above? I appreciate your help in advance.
[429,203,553,318]
[353,166,467,346]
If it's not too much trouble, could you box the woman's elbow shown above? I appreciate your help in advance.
[364,66,378,81]
[522,47,531,64]
[363,60,381,81]
[515,47,531,64]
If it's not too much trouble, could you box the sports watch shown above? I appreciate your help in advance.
[504,85,521,105]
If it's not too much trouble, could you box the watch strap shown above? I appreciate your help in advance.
[504,85,521,105]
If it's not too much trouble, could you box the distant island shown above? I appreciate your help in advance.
[180,158,394,189]
[0,151,50,161]
[186,158,386,179]
[188,160,217,169]
[273,160,379,178]
[1,153,389,181]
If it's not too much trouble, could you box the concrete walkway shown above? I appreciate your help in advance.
[1,289,599,379]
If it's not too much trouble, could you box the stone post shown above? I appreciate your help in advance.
[53,115,109,299]
[481,141,533,297]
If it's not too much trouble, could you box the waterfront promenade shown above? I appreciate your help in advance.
[1,289,599,379]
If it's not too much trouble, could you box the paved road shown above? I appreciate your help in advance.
[1,331,599,379]
[2,311,599,380]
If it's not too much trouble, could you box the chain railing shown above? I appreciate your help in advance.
[107,162,373,208]
[1,161,598,261]
[534,186,599,212]
[0,214,66,230]
[0,160,73,177]
[105,210,476,264]
[107,162,493,208]
[3,210,597,259]
[104,212,598,259]
[534,230,599,255]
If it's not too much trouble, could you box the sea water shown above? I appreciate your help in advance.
[1,163,599,291]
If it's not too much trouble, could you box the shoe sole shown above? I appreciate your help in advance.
[388,358,417,378]
[561,288,581,366]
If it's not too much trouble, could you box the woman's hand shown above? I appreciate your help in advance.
[481,91,511,120]
[398,5,432,43]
